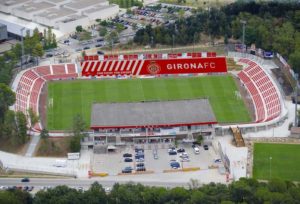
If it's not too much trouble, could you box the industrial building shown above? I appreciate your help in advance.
[0,0,119,35]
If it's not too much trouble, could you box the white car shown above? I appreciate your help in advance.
[193,147,200,154]
[181,157,190,162]
[179,152,189,158]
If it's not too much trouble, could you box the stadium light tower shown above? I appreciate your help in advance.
[240,20,247,53]
[294,73,299,126]
[20,27,26,70]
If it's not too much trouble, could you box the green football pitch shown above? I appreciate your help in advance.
[46,75,251,130]
[253,143,300,181]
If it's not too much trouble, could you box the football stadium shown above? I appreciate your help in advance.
[12,51,287,141]
[9,50,290,180]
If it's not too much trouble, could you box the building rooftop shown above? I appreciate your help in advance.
[64,0,106,9]
[36,7,76,20]
[0,0,30,6]
[83,5,115,14]
[60,14,87,23]
[14,1,55,13]
[44,0,66,3]
[91,99,217,129]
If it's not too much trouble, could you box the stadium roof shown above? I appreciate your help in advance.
[91,99,217,129]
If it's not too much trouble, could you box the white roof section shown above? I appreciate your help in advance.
[14,1,55,13]
[0,0,30,6]
[83,4,115,13]
[64,0,106,9]
[36,7,76,20]
[0,12,63,38]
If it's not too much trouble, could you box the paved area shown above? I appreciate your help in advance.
[93,143,220,175]
[25,135,41,157]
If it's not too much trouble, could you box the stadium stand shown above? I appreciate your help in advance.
[237,59,281,123]
[14,64,78,131]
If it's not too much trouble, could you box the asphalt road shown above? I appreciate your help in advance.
[0,178,189,189]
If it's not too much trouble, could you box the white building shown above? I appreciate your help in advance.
[0,0,31,14]
[0,0,120,35]
[12,1,55,20]
[83,5,119,22]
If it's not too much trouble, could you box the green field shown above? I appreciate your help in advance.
[253,143,300,181]
[47,75,250,130]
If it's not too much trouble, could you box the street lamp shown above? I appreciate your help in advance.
[172,34,175,53]
[151,36,154,48]
[269,156,272,179]
[294,73,299,126]
[193,33,197,53]
[240,20,247,53]
[20,27,26,70]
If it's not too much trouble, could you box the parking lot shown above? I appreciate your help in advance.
[92,143,221,176]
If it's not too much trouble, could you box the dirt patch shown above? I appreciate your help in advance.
[0,138,30,155]
[34,137,71,157]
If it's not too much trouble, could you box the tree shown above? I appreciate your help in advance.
[289,51,300,74]
[76,25,83,33]
[28,108,39,130]
[82,182,107,203]
[0,83,16,122]
[40,128,49,139]
[69,114,87,152]
[32,43,44,65]
[15,111,28,145]
[99,27,108,37]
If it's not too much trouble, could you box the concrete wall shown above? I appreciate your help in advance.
[57,17,89,33]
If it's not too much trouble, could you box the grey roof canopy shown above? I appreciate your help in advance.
[91,99,217,129]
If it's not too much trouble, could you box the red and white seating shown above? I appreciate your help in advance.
[14,64,78,131]
[237,59,281,122]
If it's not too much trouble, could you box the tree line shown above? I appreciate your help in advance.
[133,1,300,73]
[109,0,142,9]
[0,27,56,151]
[1,178,300,204]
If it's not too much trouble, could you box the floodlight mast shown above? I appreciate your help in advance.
[240,20,246,53]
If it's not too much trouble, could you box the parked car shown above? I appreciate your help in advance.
[136,167,146,171]
[97,50,104,55]
[193,146,200,154]
[135,148,144,152]
[28,186,34,191]
[136,158,144,162]
[136,163,145,167]
[179,152,189,158]
[203,145,209,150]
[214,158,222,163]
[123,153,132,157]
[95,44,102,47]
[153,154,158,159]
[23,186,29,191]
[21,178,30,182]
[122,166,133,173]
[45,53,53,58]
[181,157,190,162]
[170,161,180,169]
[177,148,185,153]
[124,158,133,162]
[96,38,104,42]
[83,46,90,50]
[168,150,177,155]
[168,147,176,153]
